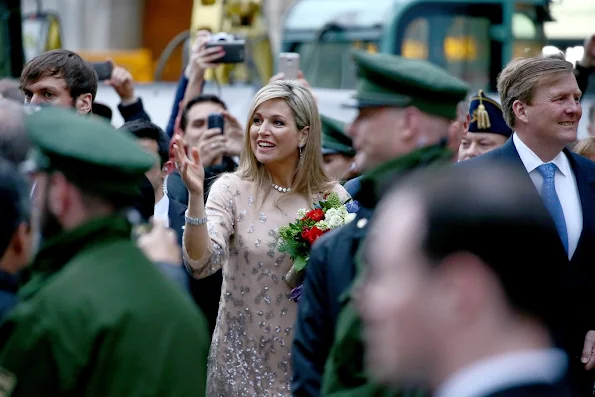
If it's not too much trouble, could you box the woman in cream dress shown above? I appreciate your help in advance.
[173,80,349,396]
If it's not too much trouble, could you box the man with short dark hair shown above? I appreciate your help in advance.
[167,94,243,206]
[0,107,209,396]
[120,120,191,292]
[361,164,573,397]
[20,49,97,115]
[460,55,595,396]
[120,120,171,215]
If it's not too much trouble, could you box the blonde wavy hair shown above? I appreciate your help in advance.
[235,80,334,203]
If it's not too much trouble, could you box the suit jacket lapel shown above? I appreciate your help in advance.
[498,139,540,187]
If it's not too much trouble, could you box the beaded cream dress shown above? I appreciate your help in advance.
[183,173,349,396]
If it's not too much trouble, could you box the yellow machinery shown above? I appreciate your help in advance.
[190,0,274,85]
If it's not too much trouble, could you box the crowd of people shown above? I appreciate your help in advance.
[0,29,594,397]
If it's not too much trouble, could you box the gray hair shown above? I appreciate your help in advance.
[0,101,30,165]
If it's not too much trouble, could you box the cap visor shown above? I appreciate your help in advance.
[322,148,340,155]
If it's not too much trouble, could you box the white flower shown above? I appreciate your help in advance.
[345,213,357,224]
[297,208,308,218]
[316,220,330,230]
[325,208,344,229]
[337,206,349,220]
[325,208,339,219]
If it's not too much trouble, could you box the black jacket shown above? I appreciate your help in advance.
[458,139,595,396]
[291,144,453,397]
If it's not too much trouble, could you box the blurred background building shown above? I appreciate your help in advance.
[1,0,594,135]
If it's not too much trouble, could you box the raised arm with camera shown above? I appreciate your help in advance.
[183,31,225,107]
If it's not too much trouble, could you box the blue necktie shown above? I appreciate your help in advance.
[536,163,568,253]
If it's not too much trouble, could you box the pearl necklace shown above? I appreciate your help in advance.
[162,175,168,196]
[272,183,291,193]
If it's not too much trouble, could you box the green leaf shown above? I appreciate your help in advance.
[293,255,309,271]
[324,192,342,208]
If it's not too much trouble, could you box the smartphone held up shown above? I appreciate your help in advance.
[92,61,113,81]
[278,52,300,80]
[208,113,225,133]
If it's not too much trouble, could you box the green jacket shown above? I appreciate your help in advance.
[322,144,452,397]
[0,215,209,397]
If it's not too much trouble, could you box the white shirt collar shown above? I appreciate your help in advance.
[512,133,570,177]
[436,348,567,397]
[154,194,169,226]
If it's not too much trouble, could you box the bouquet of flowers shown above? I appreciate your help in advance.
[277,192,359,301]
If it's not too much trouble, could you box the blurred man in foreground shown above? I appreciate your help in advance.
[361,164,573,397]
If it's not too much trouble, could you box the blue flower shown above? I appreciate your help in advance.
[344,200,360,214]
[289,284,304,302]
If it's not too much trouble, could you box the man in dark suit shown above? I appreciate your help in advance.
[120,120,220,334]
[360,164,575,397]
[459,56,595,396]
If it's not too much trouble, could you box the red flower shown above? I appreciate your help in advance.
[304,208,325,222]
[301,226,325,245]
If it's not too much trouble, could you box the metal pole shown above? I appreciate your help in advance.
[7,0,25,77]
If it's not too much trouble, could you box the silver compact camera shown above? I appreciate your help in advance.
[205,33,245,64]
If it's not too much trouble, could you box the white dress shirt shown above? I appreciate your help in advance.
[513,134,582,259]
[435,349,567,397]
[154,194,170,227]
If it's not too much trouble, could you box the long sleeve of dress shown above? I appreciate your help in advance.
[183,174,236,279]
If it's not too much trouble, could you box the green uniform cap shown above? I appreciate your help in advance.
[347,50,469,120]
[321,114,355,157]
[24,107,154,197]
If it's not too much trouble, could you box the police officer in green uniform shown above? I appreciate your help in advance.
[291,50,468,397]
[0,108,209,397]
[320,114,357,182]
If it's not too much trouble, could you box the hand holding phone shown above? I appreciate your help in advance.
[278,53,300,80]
[207,113,225,133]
[92,61,114,81]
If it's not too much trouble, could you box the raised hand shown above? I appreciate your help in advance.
[105,62,136,104]
[222,110,244,157]
[185,30,226,80]
[173,135,205,196]
[197,128,227,167]
[137,218,182,264]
